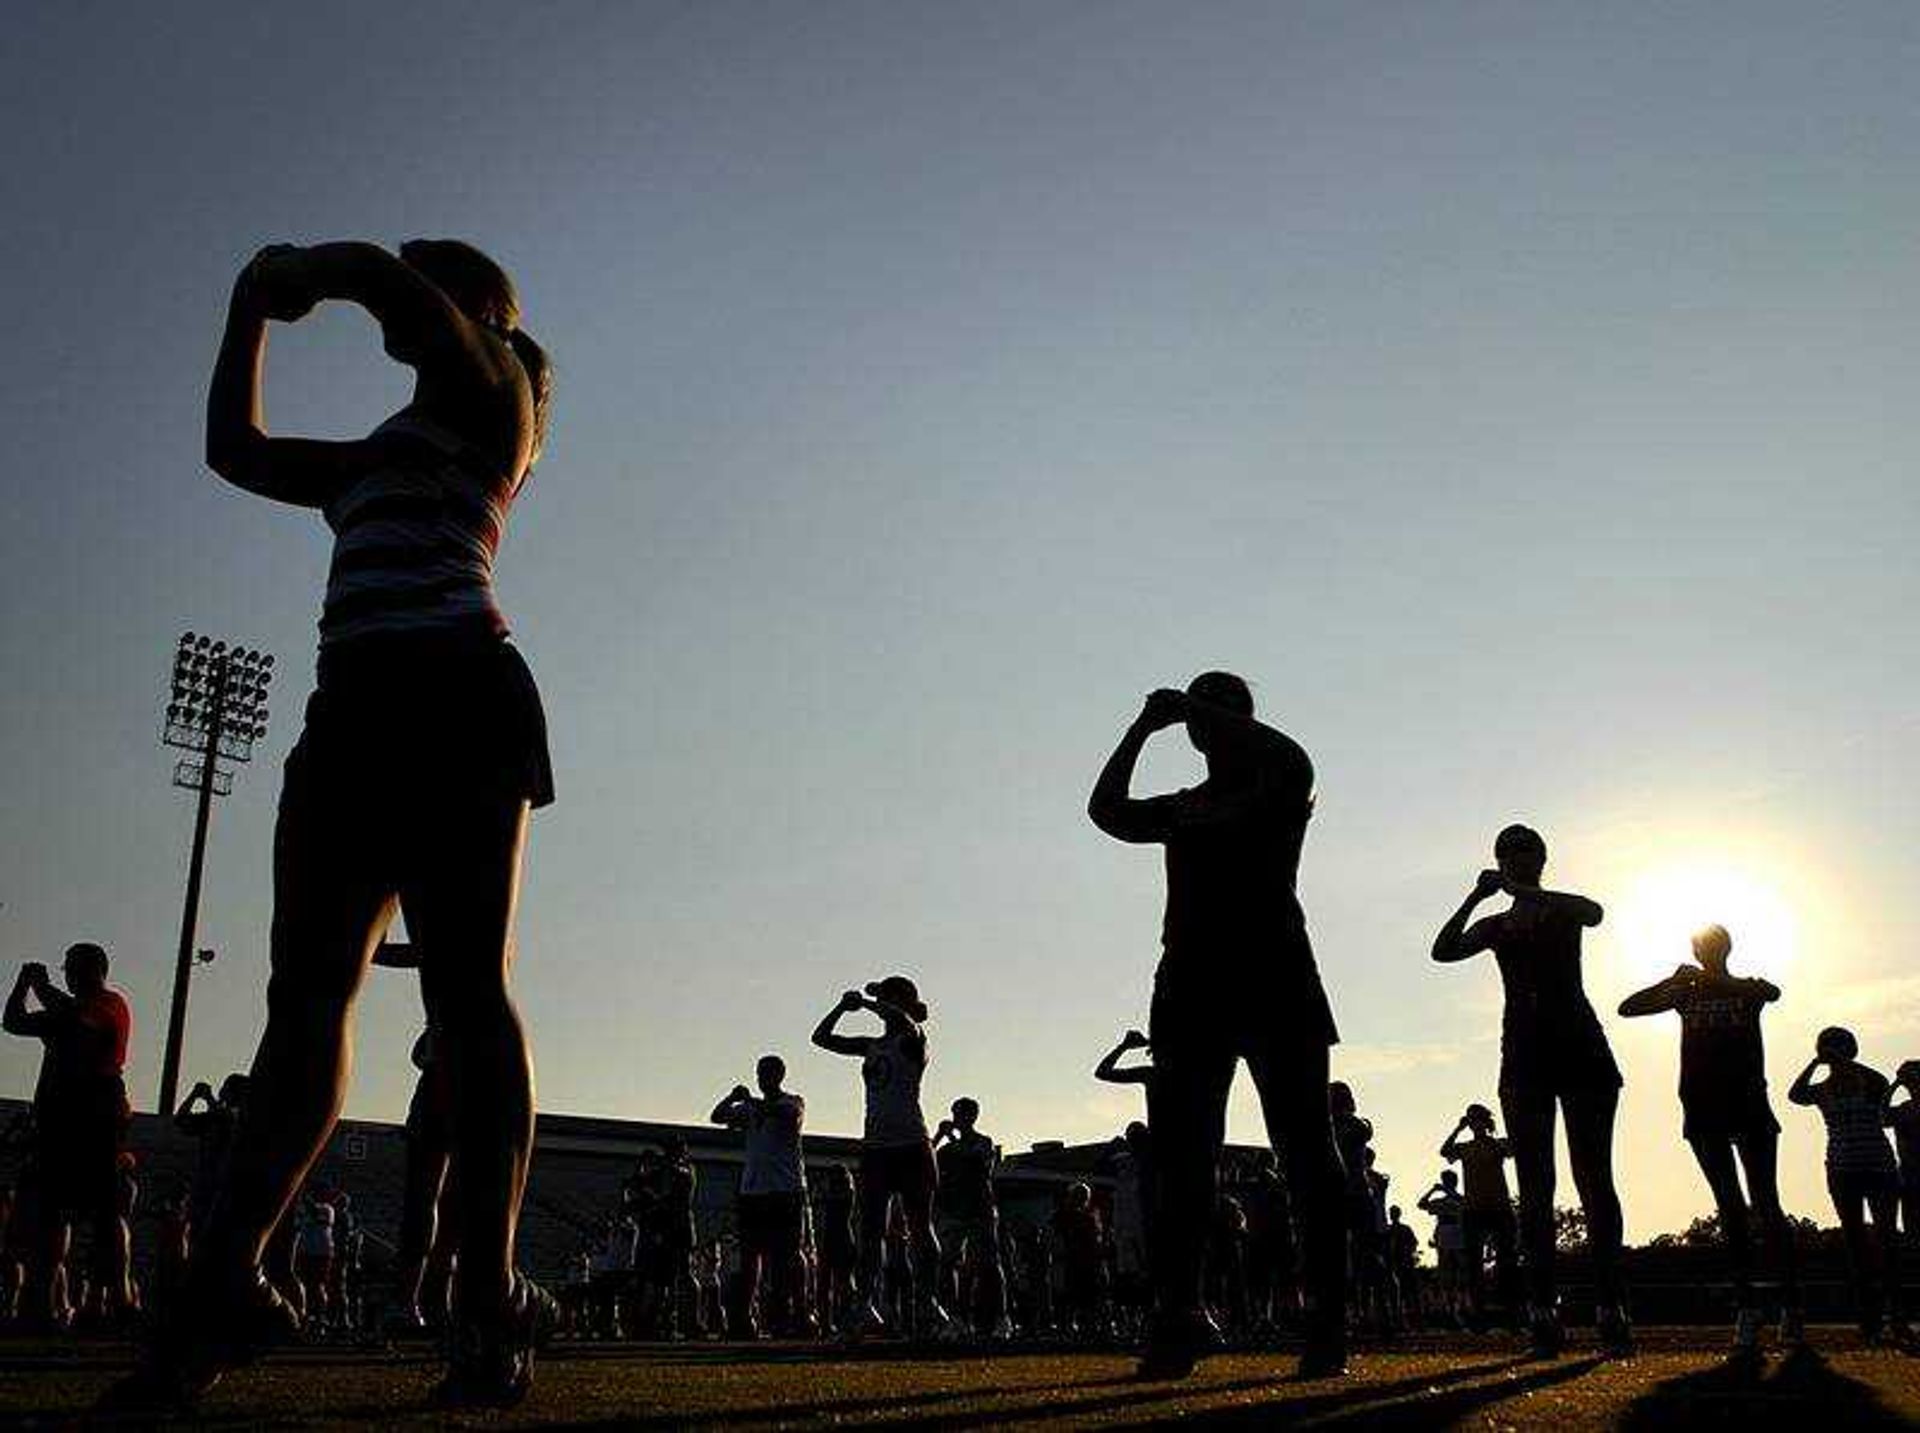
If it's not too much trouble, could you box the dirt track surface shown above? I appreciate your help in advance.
[4,1329,1919,1428]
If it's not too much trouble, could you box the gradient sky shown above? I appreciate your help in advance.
[4,2,1918,1241]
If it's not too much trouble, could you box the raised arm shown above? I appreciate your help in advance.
[1439,1122,1467,1162]
[3,966,60,1037]
[2,969,41,1037]
[1094,1030,1154,1086]
[709,1085,751,1127]
[206,251,377,507]
[811,992,875,1058]
[1618,967,1690,1019]
[1433,873,1504,963]
[1087,695,1182,843]
[1786,1056,1824,1107]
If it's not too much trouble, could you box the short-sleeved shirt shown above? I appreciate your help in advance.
[1449,1134,1512,1213]
[1810,1069,1898,1175]
[1671,975,1779,1138]
[1128,730,1337,1046]
[936,1131,998,1220]
[33,988,132,1119]
[732,1093,806,1196]
[1474,900,1620,1094]
[862,1027,930,1148]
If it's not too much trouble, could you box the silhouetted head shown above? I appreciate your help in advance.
[62,943,109,996]
[1493,825,1547,887]
[1817,1026,1859,1063]
[1328,1080,1355,1116]
[1183,670,1254,758]
[396,237,552,464]
[951,1097,980,1130]
[865,975,928,1023]
[1465,1102,1494,1134]
[1362,1147,1377,1169]
[1389,1204,1403,1223]
[1692,924,1732,974]
[218,1073,250,1108]
[1123,1120,1150,1151]
[756,1054,786,1094]
[1064,1181,1092,1211]
[1440,1169,1458,1190]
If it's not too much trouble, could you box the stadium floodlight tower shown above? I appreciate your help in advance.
[156,632,273,1115]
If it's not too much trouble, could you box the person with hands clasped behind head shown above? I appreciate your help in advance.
[1619,924,1801,1351]
[1790,1027,1908,1345]
[1088,673,1348,1380]
[812,977,954,1340]
[1432,825,1630,1358]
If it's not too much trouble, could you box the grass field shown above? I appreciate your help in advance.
[3,1330,1918,1428]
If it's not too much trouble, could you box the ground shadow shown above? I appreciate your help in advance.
[1618,1346,1910,1430]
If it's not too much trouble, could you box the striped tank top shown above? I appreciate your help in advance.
[319,414,520,647]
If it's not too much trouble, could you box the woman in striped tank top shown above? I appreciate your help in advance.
[1789,1026,1908,1343]
[130,240,554,1410]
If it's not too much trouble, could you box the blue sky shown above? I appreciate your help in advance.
[4,2,1918,1238]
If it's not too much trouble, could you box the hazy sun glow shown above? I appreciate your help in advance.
[1612,861,1800,985]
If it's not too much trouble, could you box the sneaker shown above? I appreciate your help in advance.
[1733,1306,1762,1354]
[1597,1304,1635,1358]
[1135,1310,1223,1381]
[98,1270,301,1413]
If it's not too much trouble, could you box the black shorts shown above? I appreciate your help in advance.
[285,634,554,869]
[1461,1204,1515,1249]
[859,1142,937,1225]
[1682,1094,1780,1144]
[738,1192,806,1257]
[35,1090,127,1219]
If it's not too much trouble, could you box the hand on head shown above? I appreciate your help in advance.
[731,1084,751,1102]
[1139,688,1190,732]
[1124,1029,1149,1049]
[838,989,865,1012]
[240,244,317,323]
[1474,870,1506,899]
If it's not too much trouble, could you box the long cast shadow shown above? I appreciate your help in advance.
[1618,1346,1909,1430]
[539,1357,1528,1431]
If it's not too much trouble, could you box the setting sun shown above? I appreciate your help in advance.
[1611,860,1800,985]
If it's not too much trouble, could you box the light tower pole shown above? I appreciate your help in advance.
[157,632,273,1115]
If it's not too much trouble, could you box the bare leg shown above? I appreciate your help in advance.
[400,799,534,1335]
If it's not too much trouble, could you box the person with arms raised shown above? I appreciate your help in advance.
[1088,672,1347,1379]
[1619,924,1802,1350]
[1432,825,1630,1357]
[117,238,555,1410]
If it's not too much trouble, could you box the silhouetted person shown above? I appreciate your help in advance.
[1884,1060,1920,1246]
[1088,673,1347,1379]
[1439,1104,1519,1328]
[1417,1170,1466,1326]
[175,1074,249,1242]
[1619,923,1802,1349]
[1789,1027,1908,1343]
[120,239,555,1412]
[933,1097,1011,1337]
[1432,825,1630,1357]
[711,1055,809,1337]
[3,944,131,1331]
[813,1165,859,1334]
[811,977,953,1337]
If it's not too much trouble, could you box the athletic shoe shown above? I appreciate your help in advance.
[1135,1310,1222,1381]
[1597,1305,1635,1358]
[1733,1307,1762,1354]
[98,1270,301,1412]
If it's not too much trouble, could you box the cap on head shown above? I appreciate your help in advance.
[1693,924,1732,966]
[1818,1025,1859,1061]
[865,975,928,1022]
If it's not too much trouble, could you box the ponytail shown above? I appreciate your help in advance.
[507,327,552,468]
